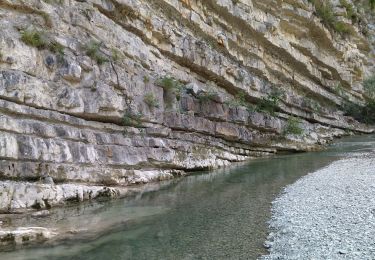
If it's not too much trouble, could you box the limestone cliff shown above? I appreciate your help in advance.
[0,0,374,212]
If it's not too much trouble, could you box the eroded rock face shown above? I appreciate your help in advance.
[0,0,374,214]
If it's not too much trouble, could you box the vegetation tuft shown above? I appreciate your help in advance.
[371,0,375,10]
[256,88,284,115]
[21,30,49,49]
[84,41,109,65]
[283,116,304,136]
[49,41,64,55]
[343,75,375,124]
[363,75,375,99]
[20,29,64,55]
[156,76,183,92]
[111,48,120,62]
[43,0,63,4]
[156,76,184,106]
[144,93,159,108]
[226,91,255,112]
[197,90,217,102]
[143,75,150,83]
[122,109,143,127]
[307,0,352,36]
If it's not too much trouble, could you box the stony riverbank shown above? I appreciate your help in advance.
[262,149,375,259]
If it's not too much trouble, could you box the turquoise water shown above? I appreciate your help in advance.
[3,135,375,260]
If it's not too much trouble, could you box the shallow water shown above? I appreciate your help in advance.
[3,135,375,260]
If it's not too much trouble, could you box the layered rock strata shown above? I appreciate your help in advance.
[0,0,374,212]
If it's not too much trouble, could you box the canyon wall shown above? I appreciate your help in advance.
[0,0,374,212]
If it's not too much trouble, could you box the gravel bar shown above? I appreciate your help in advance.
[262,152,375,259]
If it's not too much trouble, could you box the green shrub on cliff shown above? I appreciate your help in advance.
[226,91,256,112]
[143,75,150,83]
[144,93,159,108]
[49,41,64,55]
[197,90,217,102]
[370,0,375,10]
[122,110,143,127]
[43,0,63,4]
[226,91,247,107]
[343,76,375,124]
[308,0,353,36]
[313,1,336,27]
[333,21,352,35]
[284,117,304,136]
[344,100,375,124]
[21,30,49,49]
[21,30,65,55]
[256,88,284,115]
[156,75,184,105]
[156,76,183,92]
[340,0,358,23]
[84,41,109,65]
[364,75,375,99]
[343,101,363,120]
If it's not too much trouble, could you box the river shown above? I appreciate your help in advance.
[3,135,375,260]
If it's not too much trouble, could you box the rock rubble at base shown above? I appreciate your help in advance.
[262,151,375,259]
